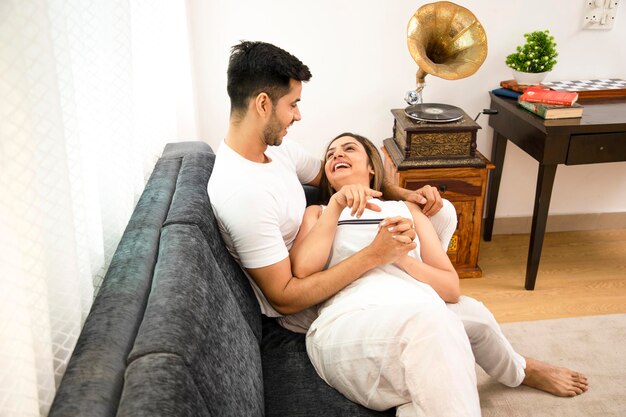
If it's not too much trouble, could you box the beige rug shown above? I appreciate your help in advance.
[478,313,626,417]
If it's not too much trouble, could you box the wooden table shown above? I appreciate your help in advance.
[484,93,626,290]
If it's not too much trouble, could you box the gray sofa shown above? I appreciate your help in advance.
[49,141,392,417]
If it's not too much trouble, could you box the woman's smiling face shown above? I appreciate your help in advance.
[324,135,374,191]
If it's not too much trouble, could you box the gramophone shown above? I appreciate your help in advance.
[384,1,494,169]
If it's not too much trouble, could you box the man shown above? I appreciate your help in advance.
[208,40,453,332]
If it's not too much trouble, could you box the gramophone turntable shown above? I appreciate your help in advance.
[404,103,464,123]
[384,1,490,169]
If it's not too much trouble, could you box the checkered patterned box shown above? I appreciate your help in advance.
[540,79,626,99]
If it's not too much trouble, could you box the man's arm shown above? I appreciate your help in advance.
[290,184,397,277]
[248,217,416,315]
[381,178,443,217]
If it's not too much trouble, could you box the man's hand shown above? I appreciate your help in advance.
[330,184,382,218]
[405,185,442,217]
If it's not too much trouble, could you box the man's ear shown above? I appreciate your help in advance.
[254,92,272,118]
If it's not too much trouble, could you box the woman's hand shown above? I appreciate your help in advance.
[379,216,417,243]
[387,216,420,269]
[365,217,417,265]
[330,184,382,217]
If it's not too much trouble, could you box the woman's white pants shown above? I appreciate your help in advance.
[431,199,526,388]
[306,296,526,417]
[307,299,481,417]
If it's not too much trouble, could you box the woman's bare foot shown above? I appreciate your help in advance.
[522,358,589,397]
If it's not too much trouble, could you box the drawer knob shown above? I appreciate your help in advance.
[438,184,448,193]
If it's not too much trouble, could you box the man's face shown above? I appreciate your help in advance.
[263,79,302,146]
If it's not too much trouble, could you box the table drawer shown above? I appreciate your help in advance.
[566,132,626,165]
[404,177,483,199]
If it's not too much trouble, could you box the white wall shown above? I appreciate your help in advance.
[186,0,626,218]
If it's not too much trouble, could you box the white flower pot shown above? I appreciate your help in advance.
[512,70,549,86]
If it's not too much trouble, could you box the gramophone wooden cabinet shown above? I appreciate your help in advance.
[382,147,493,278]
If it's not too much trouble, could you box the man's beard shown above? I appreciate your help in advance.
[263,111,285,147]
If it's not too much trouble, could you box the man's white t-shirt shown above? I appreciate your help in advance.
[208,138,320,331]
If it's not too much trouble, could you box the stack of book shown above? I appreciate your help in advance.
[517,87,583,119]
[493,80,585,120]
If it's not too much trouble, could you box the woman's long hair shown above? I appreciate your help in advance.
[319,132,385,204]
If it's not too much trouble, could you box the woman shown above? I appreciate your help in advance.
[290,133,588,416]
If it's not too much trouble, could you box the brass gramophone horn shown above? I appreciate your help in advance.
[407,1,487,100]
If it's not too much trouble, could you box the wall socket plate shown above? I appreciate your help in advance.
[583,0,620,29]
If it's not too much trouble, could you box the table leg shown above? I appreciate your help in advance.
[525,164,558,290]
[483,132,507,241]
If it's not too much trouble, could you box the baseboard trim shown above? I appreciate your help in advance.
[492,212,626,235]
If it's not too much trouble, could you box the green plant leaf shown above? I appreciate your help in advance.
[505,30,558,73]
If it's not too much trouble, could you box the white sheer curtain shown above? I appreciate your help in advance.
[0,1,198,415]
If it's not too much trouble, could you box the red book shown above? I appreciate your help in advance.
[519,87,579,106]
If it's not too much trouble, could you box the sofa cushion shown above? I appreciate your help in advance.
[117,353,212,417]
[128,224,264,417]
[164,151,262,341]
[49,156,183,417]
[261,317,394,417]
[303,184,321,206]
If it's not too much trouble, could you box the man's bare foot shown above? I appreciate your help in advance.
[522,358,589,397]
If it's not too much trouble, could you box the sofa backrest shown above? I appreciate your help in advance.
[119,225,264,417]
[49,156,184,417]
[117,149,264,416]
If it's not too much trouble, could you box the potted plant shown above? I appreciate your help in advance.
[506,30,558,85]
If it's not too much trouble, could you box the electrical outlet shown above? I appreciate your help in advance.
[583,0,620,29]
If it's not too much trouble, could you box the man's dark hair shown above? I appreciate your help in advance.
[227,41,312,114]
